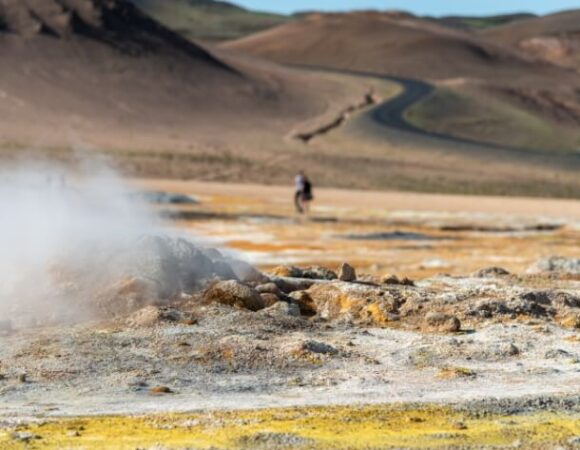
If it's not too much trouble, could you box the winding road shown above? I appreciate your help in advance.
[296,65,580,168]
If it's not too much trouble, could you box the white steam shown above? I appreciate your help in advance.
[0,157,161,327]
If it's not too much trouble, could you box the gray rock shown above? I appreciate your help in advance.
[302,340,338,355]
[338,262,357,282]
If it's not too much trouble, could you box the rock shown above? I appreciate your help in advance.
[527,256,580,275]
[304,281,401,326]
[270,276,319,294]
[260,293,280,308]
[149,386,173,395]
[382,274,414,286]
[203,280,265,311]
[256,283,283,297]
[338,262,357,282]
[474,267,510,278]
[383,274,401,285]
[424,312,461,333]
[289,291,318,316]
[272,265,337,280]
[302,266,338,280]
[545,349,572,359]
[227,258,267,283]
[261,301,301,317]
[302,340,338,355]
[271,265,304,278]
[126,306,193,328]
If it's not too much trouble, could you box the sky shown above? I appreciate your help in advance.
[234,0,580,16]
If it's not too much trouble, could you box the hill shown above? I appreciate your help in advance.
[131,0,289,41]
[224,12,580,152]
[437,13,535,30]
[482,9,580,72]
[224,11,577,85]
[0,0,326,159]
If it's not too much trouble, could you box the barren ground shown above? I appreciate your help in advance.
[0,181,579,449]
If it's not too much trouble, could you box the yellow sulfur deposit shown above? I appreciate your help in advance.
[1,403,578,449]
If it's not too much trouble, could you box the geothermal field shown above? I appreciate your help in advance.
[1,0,580,448]
[0,170,578,449]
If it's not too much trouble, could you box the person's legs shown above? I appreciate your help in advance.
[294,191,304,213]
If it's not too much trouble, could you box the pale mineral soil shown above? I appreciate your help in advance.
[1,181,579,449]
[137,179,580,278]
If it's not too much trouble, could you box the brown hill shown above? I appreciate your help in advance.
[0,0,320,153]
[223,11,577,86]
[482,9,580,72]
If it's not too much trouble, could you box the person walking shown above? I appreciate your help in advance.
[301,174,314,215]
[294,170,306,214]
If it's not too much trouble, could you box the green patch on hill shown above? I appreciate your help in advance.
[405,86,580,153]
[437,13,535,30]
[132,0,289,41]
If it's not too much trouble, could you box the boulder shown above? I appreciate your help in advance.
[203,280,265,311]
[424,312,461,333]
[338,262,357,282]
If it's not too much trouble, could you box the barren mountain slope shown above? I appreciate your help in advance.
[224,11,579,86]
[0,0,322,151]
[482,9,580,72]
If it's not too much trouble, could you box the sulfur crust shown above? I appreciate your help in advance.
[1,403,578,449]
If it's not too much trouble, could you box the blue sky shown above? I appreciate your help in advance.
[234,1,580,16]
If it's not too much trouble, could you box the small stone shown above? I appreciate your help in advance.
[338,263,357,282]
[302,340,338,355]
[424,312,461,333]
[149,386,173,395]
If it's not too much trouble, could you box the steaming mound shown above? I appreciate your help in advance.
[0,0,317,151]
[224,12,575,85]
[483,10,580,72]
